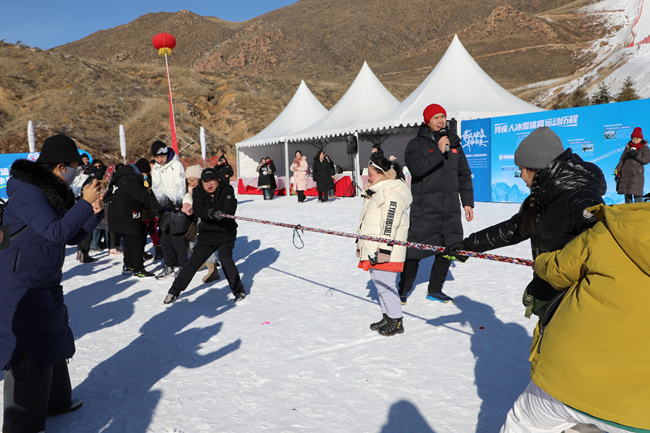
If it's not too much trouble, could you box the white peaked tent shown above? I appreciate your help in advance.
[357,35,544,133]
[287,61,400,187]
[235,80,328,195]
[288,61,400,141]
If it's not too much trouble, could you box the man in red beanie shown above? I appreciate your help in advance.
[398,104,474,304]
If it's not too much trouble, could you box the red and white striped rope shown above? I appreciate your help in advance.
[221,214,534,267]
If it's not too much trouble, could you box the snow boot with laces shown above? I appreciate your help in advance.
[370,314,389,331]
[378,317,404,336]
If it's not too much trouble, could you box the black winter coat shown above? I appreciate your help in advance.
[104,165,162,234]
[216,163,234,181]
[193,181,238,244]
[257,160,277,190]
[462,148,606,300]
[405,124,474,259]
[615,142,650,195]
[312,158,334,192]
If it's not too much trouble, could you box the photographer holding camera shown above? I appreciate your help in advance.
[0,134,104,433]
[398,104,474,305]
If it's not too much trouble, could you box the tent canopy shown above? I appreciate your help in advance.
[236,80,328,148]
[357,35,544,132]
[288,61,400,142]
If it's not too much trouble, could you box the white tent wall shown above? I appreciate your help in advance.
[237,144,285,179]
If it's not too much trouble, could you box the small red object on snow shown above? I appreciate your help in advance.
[261,322,270,325]
[479,326,484,330]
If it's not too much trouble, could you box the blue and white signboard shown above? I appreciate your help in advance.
[489,98,650,204]
[0,152,40,200]
[461,118,491,202]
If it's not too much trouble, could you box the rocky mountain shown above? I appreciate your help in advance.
[0,0,637,165]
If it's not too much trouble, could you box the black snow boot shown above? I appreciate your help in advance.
[378,317,404,336]
[370,314,389,331]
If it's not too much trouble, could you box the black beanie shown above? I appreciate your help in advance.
[151,140,169,157]
[135,158,151,174]
[36,134,83,164]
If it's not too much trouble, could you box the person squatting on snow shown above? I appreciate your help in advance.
[399,103,474,304]
[257,156,277,200]
[357,157,413,336]
[163,167,246,304]
[499,203,650,433]
[103,158,163,278]
[312,150,334,203]
[447,127,606,319]
[290,150,309,203]
[0,134,104,433]
[151,140,189,279]
[614,126,649,204]
[182,164,222,284]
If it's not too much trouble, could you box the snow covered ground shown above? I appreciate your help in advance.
[0,195,540,433]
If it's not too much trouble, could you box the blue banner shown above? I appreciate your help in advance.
[0,153,39,200]
[461,118,491,202]
[489,99,650,204]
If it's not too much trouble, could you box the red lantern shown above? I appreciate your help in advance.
[152,33,176,56]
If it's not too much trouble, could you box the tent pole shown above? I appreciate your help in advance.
[354,131,360,197]
[284,140,290,197]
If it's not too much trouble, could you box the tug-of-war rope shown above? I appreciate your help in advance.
[221,214,534,267]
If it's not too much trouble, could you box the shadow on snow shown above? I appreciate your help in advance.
[427,295,531,433]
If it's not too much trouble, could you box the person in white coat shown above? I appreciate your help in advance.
[357,156,412,336]
[150,141,189,279]
[290,150,309,203]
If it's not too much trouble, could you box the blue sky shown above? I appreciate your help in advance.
[0,0,298,49]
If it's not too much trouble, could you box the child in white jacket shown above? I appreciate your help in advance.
[357,156,412,336]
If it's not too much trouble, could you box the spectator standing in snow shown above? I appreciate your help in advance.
[324,155,336,197]
[216,156,234,181]
[182,164,222,284]
[163,167,245,304]
[357,156,412,336]
[500,203,650,433]
[398,103,474,304]
[0,134,104,433]
[312,150,334,203]
[104,158,163,278]
[290,150,309,203]
[615,127,650,203]
[257,157,277,200]
[447,127,606,318]
[151,141,189,279]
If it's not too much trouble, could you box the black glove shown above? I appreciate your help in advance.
[442,241,470,263]
[207,209,224,220]
[628,148,638,158]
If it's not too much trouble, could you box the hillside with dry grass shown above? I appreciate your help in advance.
[0,0,613,166]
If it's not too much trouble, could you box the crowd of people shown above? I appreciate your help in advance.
[0,101,648,433]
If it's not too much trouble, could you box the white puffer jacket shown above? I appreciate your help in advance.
[152,153,186,209]
[357,178,412,263]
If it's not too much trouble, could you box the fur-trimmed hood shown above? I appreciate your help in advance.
[8,159,75,210]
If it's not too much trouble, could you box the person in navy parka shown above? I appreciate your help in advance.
[0,134,103,433]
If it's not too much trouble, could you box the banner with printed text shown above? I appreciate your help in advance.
[460,118,491,202]
[489,98,650,204]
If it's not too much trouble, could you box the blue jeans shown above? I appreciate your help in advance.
[91,228,106,249]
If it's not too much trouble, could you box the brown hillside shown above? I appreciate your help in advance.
[1,0,609,168]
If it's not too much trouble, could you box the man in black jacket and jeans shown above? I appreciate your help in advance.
[164,167,246,304]
[399,103,474,304]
